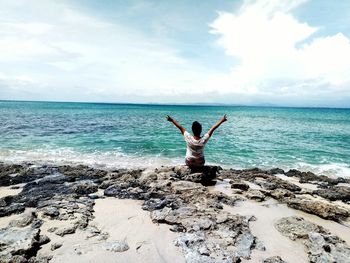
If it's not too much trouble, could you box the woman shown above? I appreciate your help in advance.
[166,114,227,167]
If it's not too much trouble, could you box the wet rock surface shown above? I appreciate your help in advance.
[0,162,349,262]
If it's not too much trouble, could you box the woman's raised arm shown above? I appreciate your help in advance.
[166,115,186,134]
[207,114,227,137]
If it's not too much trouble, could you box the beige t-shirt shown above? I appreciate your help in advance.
[184,131,210,160]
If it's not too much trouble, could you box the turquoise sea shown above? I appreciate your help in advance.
[0,101,349,177]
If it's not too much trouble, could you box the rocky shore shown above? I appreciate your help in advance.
[0,162,349,263]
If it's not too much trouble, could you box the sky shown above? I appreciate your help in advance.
[0,0,350,107]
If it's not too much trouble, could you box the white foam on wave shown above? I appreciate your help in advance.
[1,149,349,178]
[0,148,183,169]
[294,162,350,178]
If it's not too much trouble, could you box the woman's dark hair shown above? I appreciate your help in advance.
[192,121,202,137]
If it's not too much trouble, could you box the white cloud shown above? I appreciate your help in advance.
[0,0,350,106]
[0,0,218,102]
[209,0,350,103]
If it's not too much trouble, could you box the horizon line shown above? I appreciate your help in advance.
[0,99,349,110]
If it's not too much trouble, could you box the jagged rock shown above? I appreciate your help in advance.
[58,165,107,179]
[85,225,101,238]
[88,193,100,199]
[47,227,57,233]
[56,225,77,236]
[263,256,286,263]
[104,183,147,199]
[9,212,36,227]
[31,219,43,229]
[171,181,203,194]
[72,181,98,195]
[142,196,180,211]
[138,171,158,183]
[7,255,27,263]
[255,177,301,192]
[230,181,249,191]
[74,215,89,229]
[285,169,349,186]
[268,168,285,175]
[170,224,186,232]
[245,189,265,201]
[0,202,25,217]
[173,165,218,184]
[234,233,255,259]
[102,240,129,252]
[51,242,63,251]
[99,180,114,189]
[42,206,60,218]
[38,234,50,245]
[314,186,350,202]
[28,255,53,263]
[0,227,43,260]
[275,216,328,240]
[1,163,349,262]
[104,184,122,196]
[275,216,350,263]
[268,189,295,201]
[285,197,349,221]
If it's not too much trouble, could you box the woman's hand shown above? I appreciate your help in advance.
[166,115,173,122]
[166,115,185,134]
[220,114,227,123]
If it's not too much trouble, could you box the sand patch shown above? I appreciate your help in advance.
[39,198,185,263]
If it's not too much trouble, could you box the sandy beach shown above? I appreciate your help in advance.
[0,163,350,263]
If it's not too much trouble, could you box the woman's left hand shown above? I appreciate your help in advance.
[221,114,227,123]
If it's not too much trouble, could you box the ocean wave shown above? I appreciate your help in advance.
[294,162,350,178]
[0,148,183,169]
[0,148,349,178]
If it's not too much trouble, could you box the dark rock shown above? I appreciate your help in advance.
[72,181,98,195]
[275,216,328,240]
[28,255,53,263]
[142,196,180,211]
[42,206,60,218]
[9,212,37,228]
[56,225,77,236]
[173,165,218,185]
[8,255,28,263]
[268,168,285,175]
[234,233,255,259]
[31,219,43,229]
[285,197,349,221]
[314,186,350,202]
[267,189,295,201]
[230,181,250,191]
[263,256,286,263]
[245,189,265,201]
[38,235,50,245]
[58,165,107,179]
[51,242,63,251]
[0,203,26,217]
[0,227,41,260]
[275,216,350,263]
[88,193,99,199]
[255,177,301,192]
[285,169,349,186]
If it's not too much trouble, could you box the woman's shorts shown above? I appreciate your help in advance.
[185,157,205,167]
